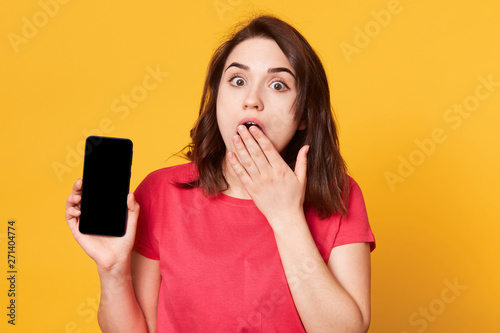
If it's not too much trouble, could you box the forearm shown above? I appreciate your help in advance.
[97,260,148,333]
[272,215,367,333]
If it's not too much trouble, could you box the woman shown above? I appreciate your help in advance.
[65,15,375,332]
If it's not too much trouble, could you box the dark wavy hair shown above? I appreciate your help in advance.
[176,15,350,218]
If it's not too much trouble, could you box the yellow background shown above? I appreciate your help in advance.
[1,0,499,332]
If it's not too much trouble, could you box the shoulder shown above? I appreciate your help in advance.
[306,176,375,254]
[134,162,197,200]
[347,175,362,193]
[144,162,196,180]
[342,175,376,251]
[133,163,200,226]
[345,175,367,211]
[139,162,197,187]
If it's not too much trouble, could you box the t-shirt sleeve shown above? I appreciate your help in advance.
[332,177,376,251]
[132,173,160,260]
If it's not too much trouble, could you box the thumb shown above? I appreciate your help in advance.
[125,192,140,239]
[294,145,310,186]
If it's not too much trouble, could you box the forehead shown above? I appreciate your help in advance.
[224,37,293,71]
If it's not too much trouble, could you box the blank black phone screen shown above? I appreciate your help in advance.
[79,136,133,237]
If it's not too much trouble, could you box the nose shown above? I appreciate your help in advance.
[243,86,264,111]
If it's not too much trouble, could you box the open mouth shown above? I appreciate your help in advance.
[243,122,262,131]
[236,119,266,136]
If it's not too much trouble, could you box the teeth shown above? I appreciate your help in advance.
[244,122,260,129]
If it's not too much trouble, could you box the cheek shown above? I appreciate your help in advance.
[266,120,290,143]
[215,104,234,149]
[267,103,297,135]
[268,123,298,151]
[216,88,235,121]
[267,106,298,152]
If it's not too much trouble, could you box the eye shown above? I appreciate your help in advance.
[270,81,288,91]
[229,76,246,87]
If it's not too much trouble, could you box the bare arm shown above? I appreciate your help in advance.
[273,218,371,333]
[97,259,148,332]
[97,251,160,333]
[131,250,161,332]
[65,179,160,333]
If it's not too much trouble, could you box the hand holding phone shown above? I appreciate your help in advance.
[65,178,140,269]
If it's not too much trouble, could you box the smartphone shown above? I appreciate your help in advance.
[79,136,133,237]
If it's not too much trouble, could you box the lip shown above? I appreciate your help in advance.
[237,117,266,134]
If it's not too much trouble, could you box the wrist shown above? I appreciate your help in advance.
[269,210,308,237]
[96,257,131,277]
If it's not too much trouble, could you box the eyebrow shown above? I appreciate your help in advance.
[225,62,249,72]
[268,67,295,79]
[224,62,296,79]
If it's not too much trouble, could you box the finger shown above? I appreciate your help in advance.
[246,125,273,172]
[237,125,267,164]
[233,127,261,177]
[65,206,81,225]
[227,151,253,187]
[294,145,310,186]
[66,179,83,210]
[65,193,81,209]
[72,178,82,194]
[247,125,284,169]
[124,193,140,239]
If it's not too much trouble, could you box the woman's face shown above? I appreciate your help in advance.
[216,37,304,156]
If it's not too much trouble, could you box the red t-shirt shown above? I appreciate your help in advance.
[133,163,375,332]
